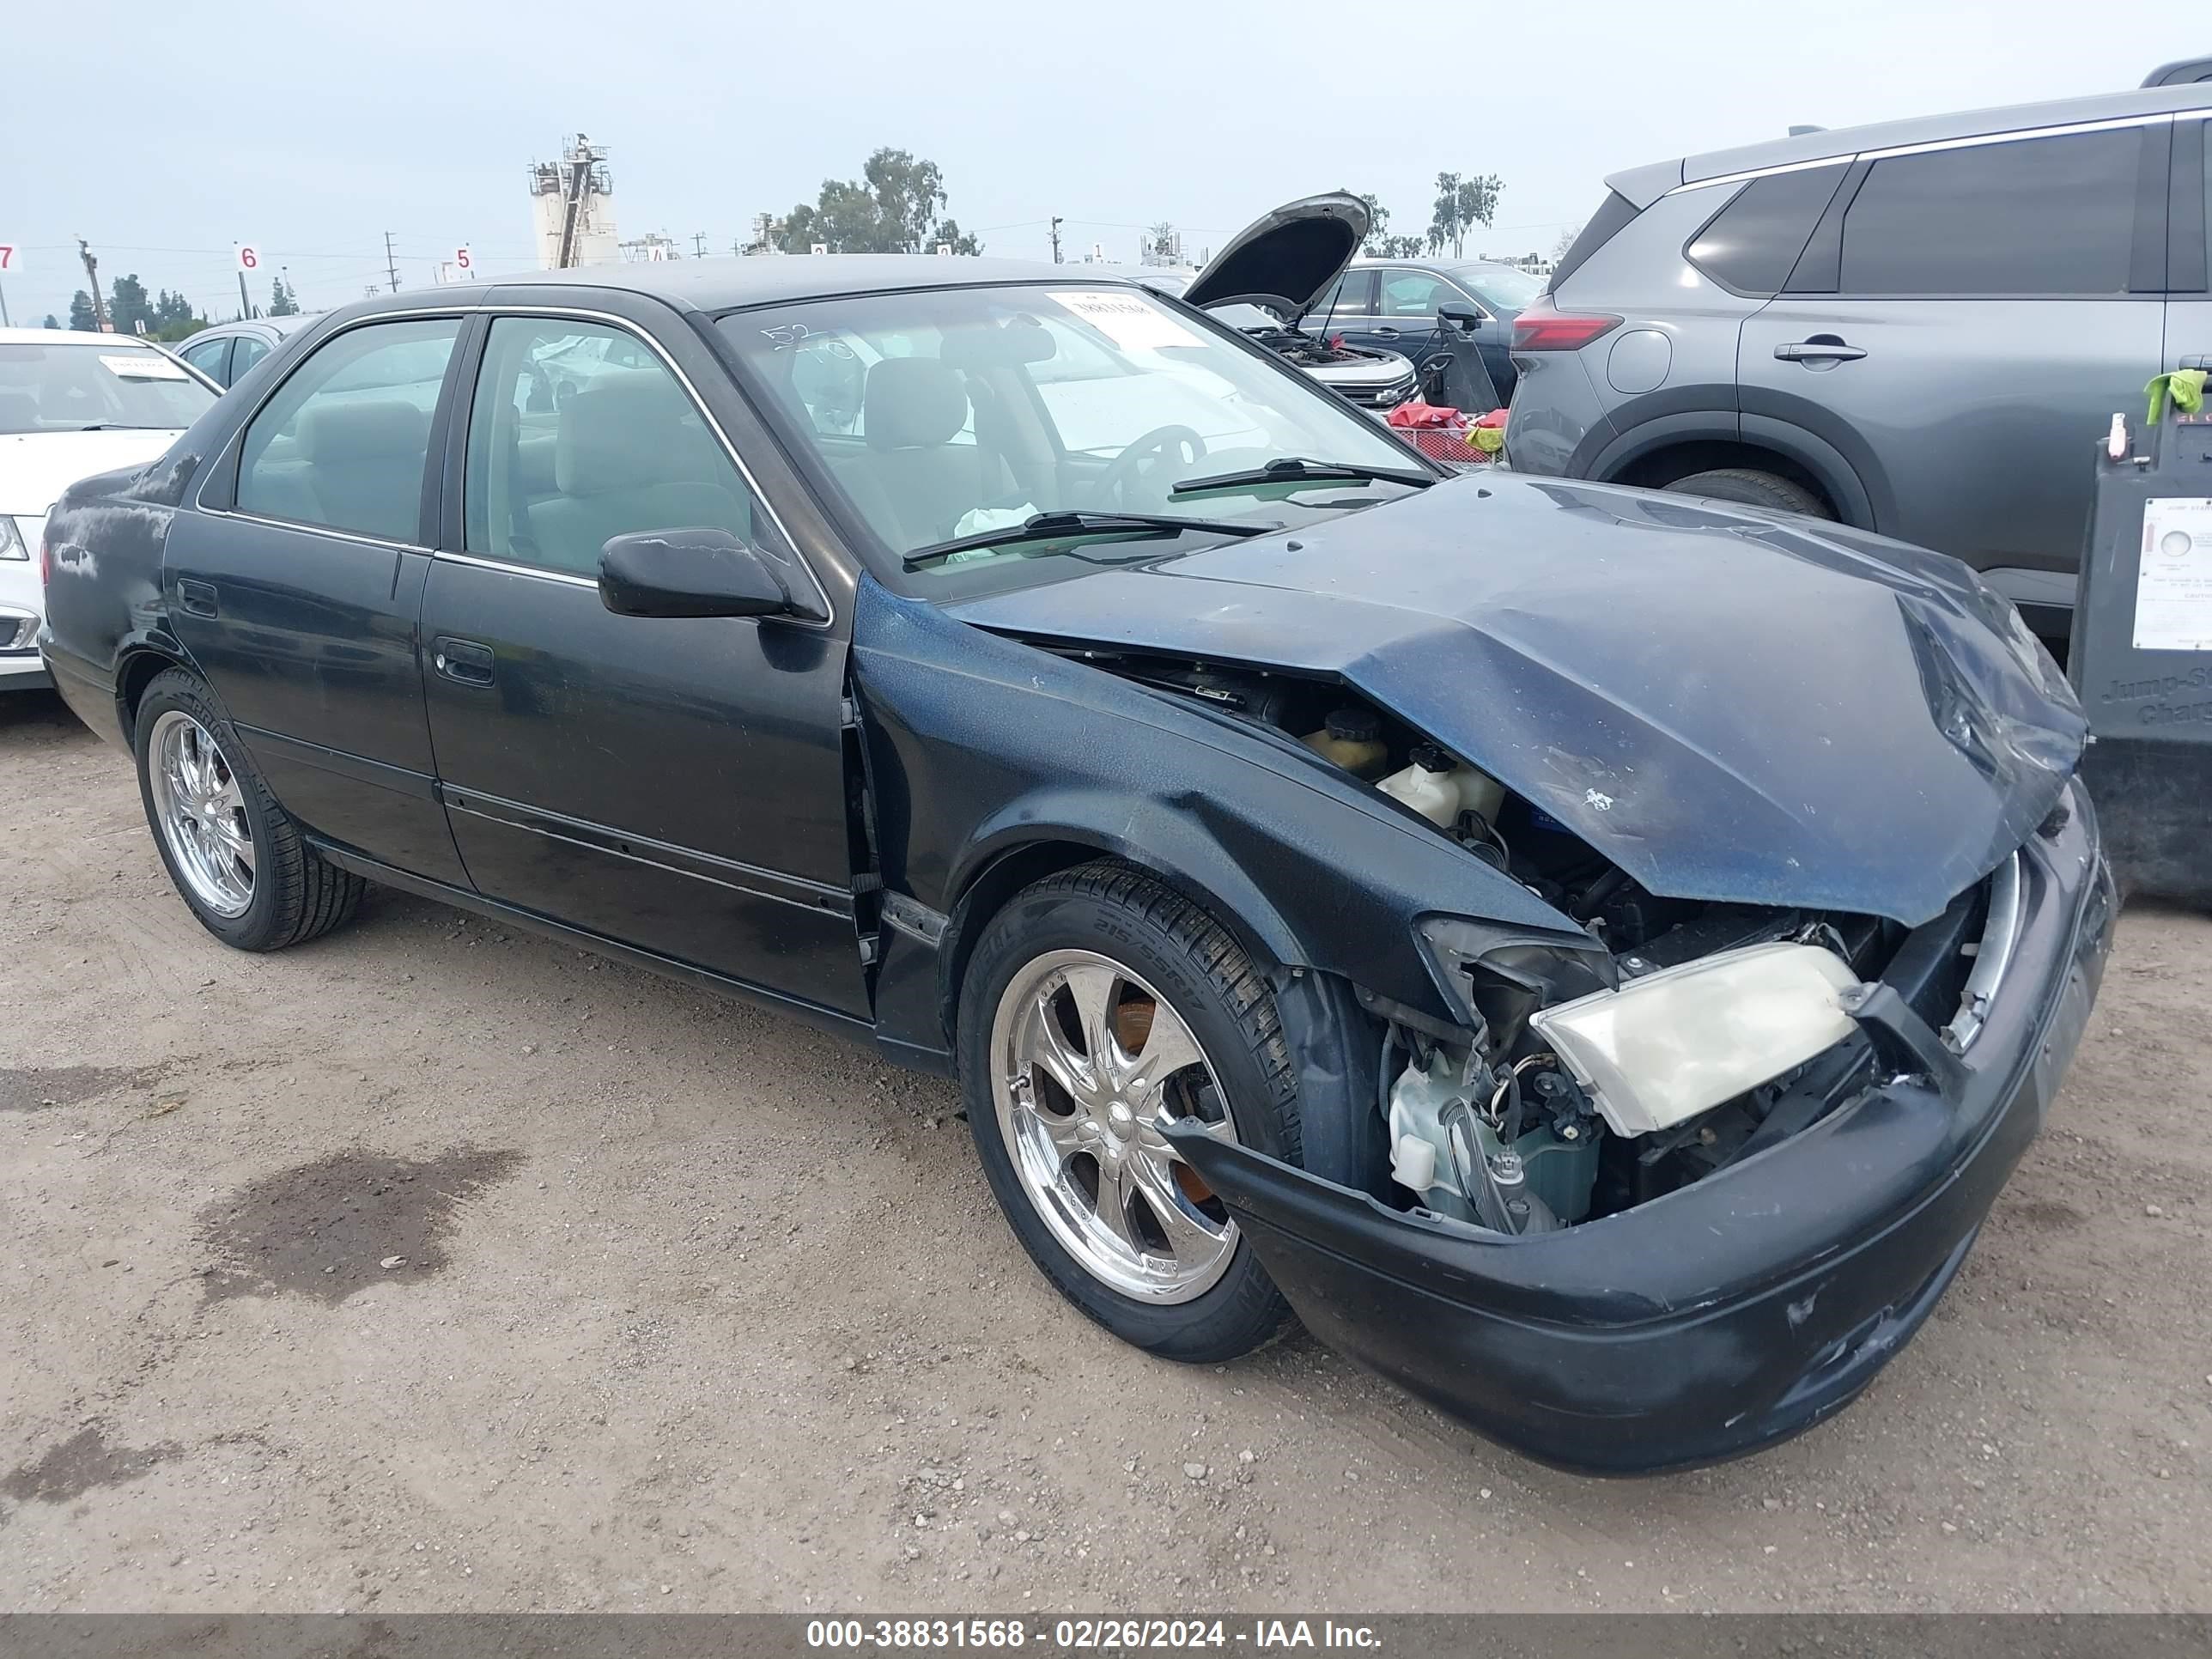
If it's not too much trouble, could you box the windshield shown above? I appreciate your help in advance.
[718,283,1428,589]
[0,342,216,434]
[1460,264,1545,312]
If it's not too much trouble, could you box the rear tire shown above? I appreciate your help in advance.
[1661,466,1831,518]
[134,668,364,952]
[958,861,1300,1364]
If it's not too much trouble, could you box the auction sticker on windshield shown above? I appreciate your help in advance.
[1055,290,1200,351]
[2134,496,2212,652]
[99,353,189,380]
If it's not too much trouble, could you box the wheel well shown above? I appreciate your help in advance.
[934,841,1286,1048]
[116,648,187,745]
[1610,440,1836,514]
[937,842,1107,1040]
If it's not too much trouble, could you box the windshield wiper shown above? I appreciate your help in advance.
[1170,456,1435,497]
[901,509,1279,570]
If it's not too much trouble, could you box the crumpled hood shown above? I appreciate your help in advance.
[946,475,2087,927]
[0,429,185,516]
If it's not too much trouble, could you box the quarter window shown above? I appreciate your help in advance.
[1686,163,1849,295]
[235,318,460,542]
[462,318,762,577]
[1837,129,2143,295]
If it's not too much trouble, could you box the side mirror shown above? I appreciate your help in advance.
[1436,301,1484,331]
[599,527,791,619]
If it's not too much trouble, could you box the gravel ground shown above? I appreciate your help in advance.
[2,688,2207,1614]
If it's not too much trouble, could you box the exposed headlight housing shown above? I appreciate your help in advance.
[0,516,26,562]
[1529,942,1864,1138]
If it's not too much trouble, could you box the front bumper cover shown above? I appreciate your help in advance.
[1172,789,2115,1475]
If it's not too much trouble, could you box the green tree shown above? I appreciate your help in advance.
[268,275,300,317]
[68,290,97,331]
[42,313,61,330]
[108,272,155,337]
[1426,172,1503,259]
[150,289,210,343]
[776,148,983,255]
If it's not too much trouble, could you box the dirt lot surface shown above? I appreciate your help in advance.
[3,690,2208,1614]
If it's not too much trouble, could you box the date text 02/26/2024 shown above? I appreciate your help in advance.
[805,1619,1382,1650]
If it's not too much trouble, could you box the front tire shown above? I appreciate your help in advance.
[958,861,1302,1364]
[134,668,364,951]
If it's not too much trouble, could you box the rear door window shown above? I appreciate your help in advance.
[1837,128,2143,295]
[231,336,270,379]
[1686,163,1850,294]
[1314,270,1375,315]
[235,317,461,543]
[179,335,232,386]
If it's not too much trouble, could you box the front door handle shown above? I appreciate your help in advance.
[432,636,495,687]
[1774,338,1867,363]
[1371,325,1402,339]
[178,580,219,618]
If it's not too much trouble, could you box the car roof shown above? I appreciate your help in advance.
[1605,81,2212,206]
[475,252,1099,312]
[0,326,176,347]
[1347,257,1528,273]
[194,315,315,337]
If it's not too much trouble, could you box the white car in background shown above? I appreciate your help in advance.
[0,329,219,690]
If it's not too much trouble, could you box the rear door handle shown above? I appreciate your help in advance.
[1774,339,1867,362]
[432,636,495,687]
[178,580,219,618]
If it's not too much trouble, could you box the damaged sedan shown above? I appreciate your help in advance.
[38,255,2113,1473]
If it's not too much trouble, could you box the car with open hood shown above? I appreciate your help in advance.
[39,255,2112,1473]
[1152,193,1432,412]
[0,328,220,690]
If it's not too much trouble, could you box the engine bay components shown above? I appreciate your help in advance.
[1302,707,1389,778]
[1377,744,1505,831]
[1387,1048,1602,1231]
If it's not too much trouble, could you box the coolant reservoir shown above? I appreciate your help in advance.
[1303,707,1389,779]
[1379,745,1504,829]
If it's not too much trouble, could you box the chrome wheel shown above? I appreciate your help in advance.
[990,949,1240,1303]
[148,709,255,918]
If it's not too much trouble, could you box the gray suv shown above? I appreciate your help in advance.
[1505,80,2212,639]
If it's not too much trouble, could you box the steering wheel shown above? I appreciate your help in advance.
[1091,424,1207,509]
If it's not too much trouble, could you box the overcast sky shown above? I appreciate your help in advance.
[3,1,2203,326]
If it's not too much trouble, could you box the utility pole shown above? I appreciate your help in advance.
[692,230,708,259]
[237,267,251,321]
[76,237,110,331]
[1048,216,1063,264]
[384,231,401,292]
